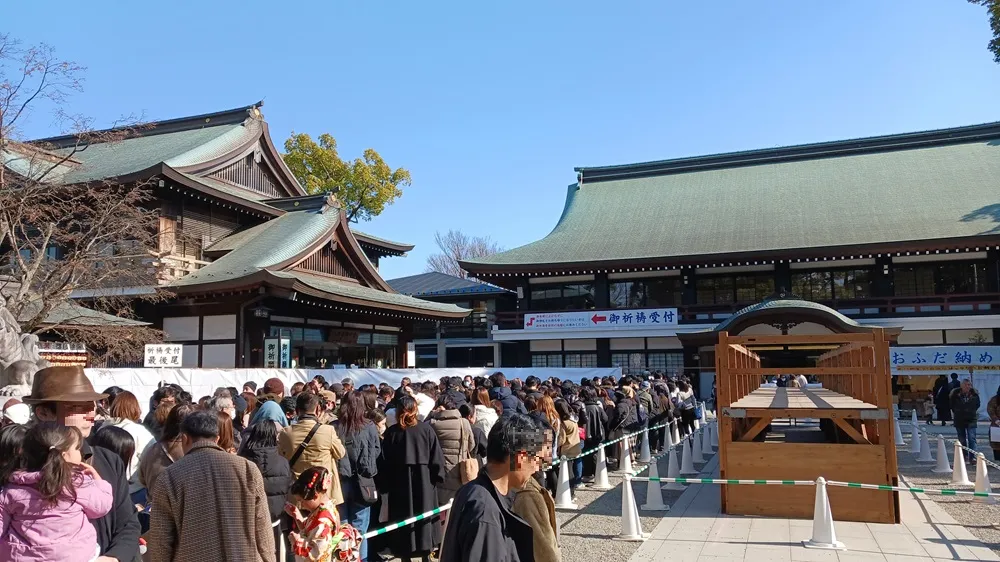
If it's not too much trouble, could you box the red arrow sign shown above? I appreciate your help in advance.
[592,314,607,324]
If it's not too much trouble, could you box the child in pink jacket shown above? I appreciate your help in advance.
[0,423,114,562]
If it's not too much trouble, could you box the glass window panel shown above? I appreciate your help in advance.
[714,276,734,304]
[894,266,935,296]
[937,262,987,295]
[610,281,632,308]
[646,278,683,307]
[531,354,548,367]
[579,353,597,368]
[647,352,666,371]
[735,274,772,303]
[696,276,734,305]
[792,271,832,301]
[546,354,563,367]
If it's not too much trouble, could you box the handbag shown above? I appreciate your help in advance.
[990,425,1000,444]
[458,420,479,484]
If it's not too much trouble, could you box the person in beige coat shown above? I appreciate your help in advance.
[512,452,560,562]
[427,396,476,505]
[278,392,347,506]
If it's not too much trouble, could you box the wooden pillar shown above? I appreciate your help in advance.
[596,338,611,367]
[774,261,791,293]
[874,256,893,297]
[682,268,697,305]
[594,272,610,309]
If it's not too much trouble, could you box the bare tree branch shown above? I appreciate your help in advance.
[425,230,503,279]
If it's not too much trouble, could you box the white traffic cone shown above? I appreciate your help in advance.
[679,437,698,475]
[592,447,613,491]
[553,456,579,510]
[664,421,675,451]
[893,417,905,447]
[638,429,652,463]
[662,446,686,491]
[618,438,634,475]
[616,475,648,542]
[702,423,714,452]
[932,436,952,474]
[711,422,719,448]
[911,408,919,427]
[910,423,921,455]
[700,402,708,423]
[672,422,681,447]
[693,417,701,431]
[917,432,934,463]
[951,440,973,486]
[641,459,670,511]
[802,477,846,550]
[974,454,996,503]
[691,431,706,463]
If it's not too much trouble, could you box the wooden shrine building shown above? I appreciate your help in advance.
[4,103,468,367]
[683,296,902,524]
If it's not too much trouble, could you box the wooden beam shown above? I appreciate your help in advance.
[727,367,875,376]
[833,418,871,444]
[739,417,773,442]
[726,334,877,345]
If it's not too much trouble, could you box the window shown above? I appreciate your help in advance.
[832,269,870,299]
[892,262,989,297]
[612,351,684,375]
[531,354,548,367]
[530,283,595,310]
[610,281,645,308]
[696,276,735,305]
[564,353,598,368]
[611,277,684,309]
[735,274,774,303]
[792,271,833,301]
[646,278,684,307]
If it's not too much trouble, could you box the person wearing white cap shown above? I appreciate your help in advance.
[2,398,29,426]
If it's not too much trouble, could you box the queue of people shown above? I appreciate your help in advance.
[0,367,700,562]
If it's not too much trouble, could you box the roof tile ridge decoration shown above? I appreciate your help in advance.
[351,229,415,253]
[29,103,263,148]
[577,120,1000,182]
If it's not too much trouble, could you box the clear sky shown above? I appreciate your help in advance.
[6,1,1000,280]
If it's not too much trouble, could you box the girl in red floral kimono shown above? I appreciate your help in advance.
[286,467,362,562]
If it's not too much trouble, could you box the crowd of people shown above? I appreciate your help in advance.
[0,366,702,562]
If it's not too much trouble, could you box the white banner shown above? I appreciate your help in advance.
[143,344,183,368]
[891,345,1000,375]
[523,308,678,331]
[84,367,622,416]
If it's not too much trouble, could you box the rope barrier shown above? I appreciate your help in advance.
[902,420,1000,472]
[825,480,1000,498]
[630,420,717,477]
[551,419,674,467]
[626,475,1000,497]
[362,501,453,539]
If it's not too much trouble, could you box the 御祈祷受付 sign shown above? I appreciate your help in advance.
[523,308,679,331]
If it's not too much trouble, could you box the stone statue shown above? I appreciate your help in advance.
[0,294,43,396]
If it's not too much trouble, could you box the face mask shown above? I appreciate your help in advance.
[229,409,237,420]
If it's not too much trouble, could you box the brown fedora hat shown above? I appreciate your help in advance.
[23,366,108,404]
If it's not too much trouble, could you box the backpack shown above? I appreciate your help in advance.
[636,402,648,427]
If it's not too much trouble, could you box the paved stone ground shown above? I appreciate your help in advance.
[896,421,1000,557]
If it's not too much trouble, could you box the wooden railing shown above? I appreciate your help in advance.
[494,292,1000,330]
[157,253,212,283]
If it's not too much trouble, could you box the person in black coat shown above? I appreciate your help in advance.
[933,374,952,426]
[377,396,446,562]
[489,373,528,417]
[237,420,291,561]
[333,391,382,562]
[27,367,141,562]
[440,413,541,562]
[460,403,489,461]
[581,387,608,481]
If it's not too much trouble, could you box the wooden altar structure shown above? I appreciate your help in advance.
[715,326,900,523]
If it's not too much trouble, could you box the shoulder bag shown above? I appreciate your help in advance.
[458,420,479,484]
[288,421,321,468]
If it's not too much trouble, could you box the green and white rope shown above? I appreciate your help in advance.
[624,474,1000,497]
[630,476,814,486]
[826,480,1000,498]
[362,501,453,539]
[901,420,1000,472]
[630,421,717,477]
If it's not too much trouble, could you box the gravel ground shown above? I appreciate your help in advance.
[897,422,1000,556]
[555,449,701,562]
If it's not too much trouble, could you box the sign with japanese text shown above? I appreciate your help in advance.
[144,344,183,368]
[891,346,1000,375]
[523,308,679,331]
[263,338,291,368]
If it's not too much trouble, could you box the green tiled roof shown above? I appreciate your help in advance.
[19,300,150,327]
[713,299,862,332]
[466,125,1000,268]
[171,208,339,287]
[5,121,258,184]
[179,173,272,202]
[270,270,467,315]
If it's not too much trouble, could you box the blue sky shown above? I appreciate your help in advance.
[6,1,1000,280]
